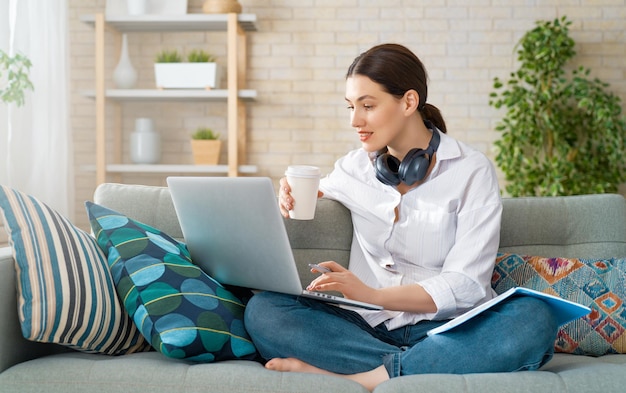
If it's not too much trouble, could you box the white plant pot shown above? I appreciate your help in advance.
[154,63,222,89]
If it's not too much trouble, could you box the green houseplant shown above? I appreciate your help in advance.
[154,49,221,89]
[154,49,182,63]
[489,16,625,197]
[192,127,220,140]
[187,49,215,63]
[190,127,222,165]
[0,50,34,106]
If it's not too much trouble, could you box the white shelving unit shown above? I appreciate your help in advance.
[80,13,257,184]
[81,89,257,102]
[80,14,257,32]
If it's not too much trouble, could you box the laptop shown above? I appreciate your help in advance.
[166,176,382,310]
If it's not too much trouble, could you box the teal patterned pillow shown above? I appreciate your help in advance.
[492,253,626,356]
[86,201,257,362]
[0,186,147,354]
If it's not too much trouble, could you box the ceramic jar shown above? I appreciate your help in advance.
[130,118,161,164]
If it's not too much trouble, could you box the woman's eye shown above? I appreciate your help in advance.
[363,105,373,110]
[346,105,354,111]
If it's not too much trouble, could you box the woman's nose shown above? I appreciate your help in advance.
[351,110,364,128]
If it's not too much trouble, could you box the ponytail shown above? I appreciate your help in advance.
[420,103,447,134]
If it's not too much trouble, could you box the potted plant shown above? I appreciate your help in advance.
[489,16,625,197]
[190,127,222,165]
[154,49,221,89]
[0,50,34,106]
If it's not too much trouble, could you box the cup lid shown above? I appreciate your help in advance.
[285,165,321,178]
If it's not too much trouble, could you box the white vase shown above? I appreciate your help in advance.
[130,118,161,164]
[113,34,138,89]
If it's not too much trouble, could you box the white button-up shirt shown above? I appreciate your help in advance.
[319,131,502,330]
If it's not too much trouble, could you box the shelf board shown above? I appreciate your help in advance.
[109,164,258,174]
[82,164,258,174]
[80,13,257,32]
[81,89,256,102]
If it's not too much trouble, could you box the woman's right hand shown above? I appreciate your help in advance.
[279,177,324,218]
[279,177,293,218]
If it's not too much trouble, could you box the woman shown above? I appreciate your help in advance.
[244,43,557,391]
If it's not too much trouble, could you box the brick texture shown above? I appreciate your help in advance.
[66,0,626,231]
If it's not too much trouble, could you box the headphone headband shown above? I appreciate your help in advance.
[423,123,440,157]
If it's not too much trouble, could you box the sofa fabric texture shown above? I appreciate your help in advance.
[0,183,625,393]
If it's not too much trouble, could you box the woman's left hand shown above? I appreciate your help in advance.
[307,261,377,303]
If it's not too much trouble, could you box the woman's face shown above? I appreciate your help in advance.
[345,75,409,153]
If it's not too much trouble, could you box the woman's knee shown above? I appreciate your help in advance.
[502,297,559,355]
[508,297,558,332]
[244,291,293,333]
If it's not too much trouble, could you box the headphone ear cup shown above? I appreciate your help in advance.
[398,148,429,185]
[375,153,402,186]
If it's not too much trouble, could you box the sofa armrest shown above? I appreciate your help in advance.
[0,247,64,373]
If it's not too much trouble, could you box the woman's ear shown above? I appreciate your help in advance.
[403,89,419,114]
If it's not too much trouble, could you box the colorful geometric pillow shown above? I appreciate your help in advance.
[492,253,626,356]
[86,201,257,362]
[0,185,147,354]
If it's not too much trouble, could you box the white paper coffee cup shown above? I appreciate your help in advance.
[285,165,321,220]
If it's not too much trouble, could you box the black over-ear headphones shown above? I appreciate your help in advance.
[374,121,441,186]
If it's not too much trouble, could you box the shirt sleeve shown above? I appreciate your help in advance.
[420,203,501,318]
[418,163,502,320]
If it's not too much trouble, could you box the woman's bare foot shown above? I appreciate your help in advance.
[264,358,390,392]
[265,358,333,375]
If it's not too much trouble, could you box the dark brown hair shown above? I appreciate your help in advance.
[346,43,447,133]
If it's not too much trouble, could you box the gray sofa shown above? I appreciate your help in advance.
[1,182,625,393]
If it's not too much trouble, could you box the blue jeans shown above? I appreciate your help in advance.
[243,292,558,377]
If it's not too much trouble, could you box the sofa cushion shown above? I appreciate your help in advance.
[492,253,626,356]
[86,202,257,362]
[0,351,371,393]
[499,194,626,259]
[0,185,147,354]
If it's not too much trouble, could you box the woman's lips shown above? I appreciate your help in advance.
[358,131,373,142]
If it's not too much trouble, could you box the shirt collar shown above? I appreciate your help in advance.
[433,130,461,162]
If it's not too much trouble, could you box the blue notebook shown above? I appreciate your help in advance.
[427,287,591,336]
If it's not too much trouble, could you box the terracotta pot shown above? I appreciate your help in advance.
[191,139,222,165]
[202,0,242,14]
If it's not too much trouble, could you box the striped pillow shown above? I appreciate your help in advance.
[0,185,147,354]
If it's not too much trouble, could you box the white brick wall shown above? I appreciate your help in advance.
[66,0,626,231]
